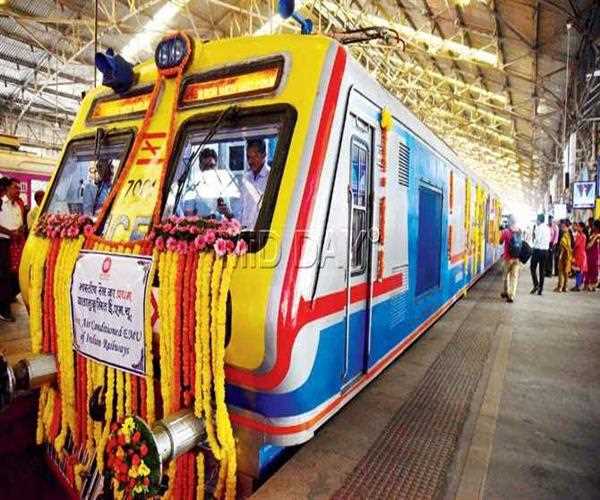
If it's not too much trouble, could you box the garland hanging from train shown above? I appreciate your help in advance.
[29,213,246,499]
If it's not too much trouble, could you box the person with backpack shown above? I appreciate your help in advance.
[530,213,551,295]
[499,215,522,303]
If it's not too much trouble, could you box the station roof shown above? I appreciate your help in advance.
[0,0,597,209]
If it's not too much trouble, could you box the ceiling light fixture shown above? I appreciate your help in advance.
[122,0,191,62]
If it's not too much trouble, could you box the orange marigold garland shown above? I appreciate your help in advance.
[149,216,245,498]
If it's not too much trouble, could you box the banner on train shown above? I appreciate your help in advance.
[70,251,153,375]
[572,181,596,209]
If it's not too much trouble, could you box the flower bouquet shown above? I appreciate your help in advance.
[149,215,247,256]
[104,416,163,498]
[34,213,94,239]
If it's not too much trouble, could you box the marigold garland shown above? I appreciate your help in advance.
[29,212,243,498]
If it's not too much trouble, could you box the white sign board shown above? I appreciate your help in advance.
[71,251,153,375]
[573,181,596,209]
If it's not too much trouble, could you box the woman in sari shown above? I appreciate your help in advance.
[555,220,573,292]
[584,220,600,291]
[571,222,588,291]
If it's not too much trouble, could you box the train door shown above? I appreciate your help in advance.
[342,98,376,387]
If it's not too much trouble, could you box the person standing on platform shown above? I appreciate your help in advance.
[27,190,45,231]
[546,215,559,277]
[499,215,521,303]
[571,222,588,292]
[0,178,26,321]
[583,220,599,291]
[530,213,550,295]
[555,220,573,292]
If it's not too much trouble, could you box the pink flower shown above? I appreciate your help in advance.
[193,235,206,251]
[225,219,242,237]
[214,238,228,257]
[189,226,200,235]
[166,237,178,252]
[169,227,177,235]
[155,236,165,251]
[84,225,95,237]
[234,239,248,256]
[204,230,216,245]
[176,241,188,253]
[60,228,68,239]
[225,240,235,253]
[147,231,156,241]
[77,215,88,225]
[162,223,173,233]
[67,227,79,238]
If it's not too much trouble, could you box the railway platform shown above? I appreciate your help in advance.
[0,265,599,499]
[253,265,600,500]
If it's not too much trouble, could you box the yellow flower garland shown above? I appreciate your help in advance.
[54,237,84,453]
[28,236,51,354]
[156,248,238,499]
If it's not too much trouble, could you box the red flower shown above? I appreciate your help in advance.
[119,462,129,475]
[111,422,119,433]
[139,443,148,457]
[129,478,136,489]
[143,477,150,486]
[118,433,127,446]
[131,454,141,466]
[108,436,118,449]
[118,473,128,483]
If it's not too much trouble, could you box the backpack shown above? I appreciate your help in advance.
[508,230,522,258]
[519,240,532,264]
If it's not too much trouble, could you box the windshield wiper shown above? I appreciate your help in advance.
[172,105,239,215]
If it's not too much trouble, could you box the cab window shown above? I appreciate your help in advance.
[163,106,295,239]
[43,133,132,218]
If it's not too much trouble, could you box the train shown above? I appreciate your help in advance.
[0,134,56,207]
[2,21,502,500]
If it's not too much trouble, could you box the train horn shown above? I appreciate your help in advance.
[0,352,57,412]
[145,410,206,463]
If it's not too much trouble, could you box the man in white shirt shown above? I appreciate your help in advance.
[530,213,551,295]
[239,139,270,229]
[176,148,232,219]
[0,177,25,321]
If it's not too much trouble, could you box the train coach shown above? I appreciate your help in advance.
[1,26,502,499]
[0,134,55,207]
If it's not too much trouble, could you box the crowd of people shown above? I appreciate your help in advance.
[0,176,45,322]
[501,212,600,303]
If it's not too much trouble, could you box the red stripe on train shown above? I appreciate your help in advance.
[225,46,348,390]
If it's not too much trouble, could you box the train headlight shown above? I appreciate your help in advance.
[155,33,192,76]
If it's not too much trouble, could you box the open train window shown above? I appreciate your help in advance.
[161,105,296,251]
[42,132,133,219]
[350,137,370,275]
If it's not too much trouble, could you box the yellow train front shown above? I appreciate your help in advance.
[7,30,503,498]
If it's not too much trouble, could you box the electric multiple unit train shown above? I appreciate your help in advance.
[9,28,502,495]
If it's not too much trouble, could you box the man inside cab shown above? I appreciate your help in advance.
[239,138,270,229]
[177,148,232,219]
[83,159,113,217]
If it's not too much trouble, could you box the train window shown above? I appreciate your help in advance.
[43,133,133,219]
[416,185,443,296]
[350,138,370,275]
[162,106,295,246]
